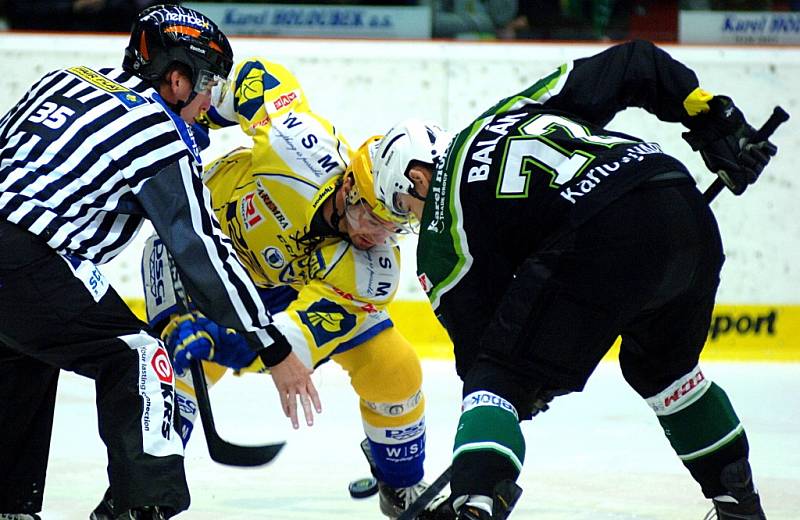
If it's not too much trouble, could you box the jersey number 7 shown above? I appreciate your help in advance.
[497,114,634,198]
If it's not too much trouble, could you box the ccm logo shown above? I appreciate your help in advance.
[663,370,705,408]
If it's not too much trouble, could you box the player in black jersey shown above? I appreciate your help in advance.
[0,5,314,520]
[371,40,777,520]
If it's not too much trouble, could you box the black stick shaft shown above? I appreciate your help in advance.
[397,466,453,520]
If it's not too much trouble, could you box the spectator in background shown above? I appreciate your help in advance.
[5,0,175,32]
[432,0,519,38]
[500,0,632,40]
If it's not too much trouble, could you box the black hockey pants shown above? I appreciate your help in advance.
[0,220,189,515]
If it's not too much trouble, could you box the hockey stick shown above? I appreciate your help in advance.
[397,465,453,520]
[189,359,284,467]
[703,106,790,202]
[154,242,285,467]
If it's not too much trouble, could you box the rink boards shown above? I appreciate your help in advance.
[125,299,800,362]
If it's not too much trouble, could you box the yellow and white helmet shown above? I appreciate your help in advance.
[345,135,413,233]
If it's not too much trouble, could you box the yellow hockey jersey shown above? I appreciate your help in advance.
[201,58,400,368]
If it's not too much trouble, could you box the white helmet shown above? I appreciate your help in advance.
[372,118,452,223]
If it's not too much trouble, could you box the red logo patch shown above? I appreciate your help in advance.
[273,91,297,110]
[663,370,705,408]
[242,192,264,229]
[151,346,174,384]
[418,273,432,293]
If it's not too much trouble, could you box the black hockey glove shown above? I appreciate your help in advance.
[682,96,777,195]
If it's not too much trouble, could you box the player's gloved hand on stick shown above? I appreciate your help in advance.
[161,311,257,375]
[683,95,777,195]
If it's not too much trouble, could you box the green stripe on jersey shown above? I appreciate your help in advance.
[453,405,525,470]
[477,64,570,119]
[657,382,743,461]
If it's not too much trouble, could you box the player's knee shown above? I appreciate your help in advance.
[346,328,423,403]
[463,357,548,421]
[619,348,700,398]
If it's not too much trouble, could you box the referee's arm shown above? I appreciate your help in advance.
[136,154,291,365]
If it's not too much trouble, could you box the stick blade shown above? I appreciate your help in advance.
[189,360,286,467]
[206,438,285,467]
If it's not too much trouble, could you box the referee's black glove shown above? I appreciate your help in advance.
[683,96,777,195]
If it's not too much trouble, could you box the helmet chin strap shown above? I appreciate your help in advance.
[170,90,198,114]
[409,186,427,202]
[328,179,350,240]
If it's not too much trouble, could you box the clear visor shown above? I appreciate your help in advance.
[345,198,407,244]
[194,69,226,95]
[374,193,418,234]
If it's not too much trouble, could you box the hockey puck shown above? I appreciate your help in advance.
[348,476,379,499]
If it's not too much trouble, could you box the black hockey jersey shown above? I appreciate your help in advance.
[416,40,706,362]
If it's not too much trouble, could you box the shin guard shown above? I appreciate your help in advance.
[451,391,525,499]
[646,366,750,497]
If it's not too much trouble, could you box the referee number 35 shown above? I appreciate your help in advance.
[28,101,76,129]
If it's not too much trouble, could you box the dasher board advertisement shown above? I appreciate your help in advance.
[184,2,432,38]
[679,10,800,44]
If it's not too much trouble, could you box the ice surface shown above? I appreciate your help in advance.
[42,360,799,519]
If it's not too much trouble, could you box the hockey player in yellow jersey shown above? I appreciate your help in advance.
[141,57,443,519]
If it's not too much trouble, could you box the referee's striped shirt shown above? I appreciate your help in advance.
[0,65,284,357]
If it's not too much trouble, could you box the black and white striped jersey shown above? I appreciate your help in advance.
[0,66,280,353]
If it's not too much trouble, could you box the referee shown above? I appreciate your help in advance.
[0,5,316,519]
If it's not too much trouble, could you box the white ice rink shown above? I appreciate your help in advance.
[42,360,799,520]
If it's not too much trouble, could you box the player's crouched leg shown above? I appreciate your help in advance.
[332,327,445,518]
[633,365,766,519]
[447,357,537,520]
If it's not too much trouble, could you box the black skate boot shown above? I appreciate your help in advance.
[378,480,449,519]
[0,514,42,520]
[457,506,490,520]
[703,458,766,520]
[115,507,170,520]
[90,488,115,520]
[89,488,172,520]
[453,480,523,520]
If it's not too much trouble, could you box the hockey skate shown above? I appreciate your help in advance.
[702,458,766,520]
[90,488,171,520]
[456,506,491,520]
[451,480,523,520]
[378,480,450,519]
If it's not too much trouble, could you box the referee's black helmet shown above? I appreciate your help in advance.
[123,5,233,89]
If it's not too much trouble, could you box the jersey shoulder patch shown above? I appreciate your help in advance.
[234,60,279,120]
[67,66,146,110]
